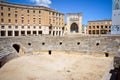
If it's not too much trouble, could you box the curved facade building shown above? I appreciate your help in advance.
[0,1,64,37]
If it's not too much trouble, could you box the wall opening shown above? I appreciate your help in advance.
[1,31,6,36]
[42,42,45,45]
[96,43,100,46]
[60,42,62,45]
[77,42,80,45]
[48,50,52,55]
[105,52,109,57]
[21,31,25,36]
[28,43,31,46]
[12,44,20,53]
[33,31,36,35]
[8,31,12,36]
[38,31,42,35]
[70,23,78,33]
[27,31,31,35]
[15,31,19,36]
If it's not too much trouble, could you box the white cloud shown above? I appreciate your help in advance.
[30,0,51,7]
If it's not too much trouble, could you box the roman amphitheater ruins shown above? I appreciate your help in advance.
[0,35,120,80]
[0,1,120,80]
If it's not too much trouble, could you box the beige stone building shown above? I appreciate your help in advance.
[0,1,64,37]
[65,13,82,35]
[87,19,112,34]
[82,25,87,34]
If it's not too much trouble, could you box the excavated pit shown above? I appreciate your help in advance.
[0,51,113,80]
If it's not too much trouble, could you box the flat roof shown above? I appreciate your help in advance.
[0,1,64,15]
[88,19,112,22]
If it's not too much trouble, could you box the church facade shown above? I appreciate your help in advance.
[65,13,82,35]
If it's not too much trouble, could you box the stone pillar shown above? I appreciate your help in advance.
[19,30,21,36]
[6,30,8,37]
[13,30,14,37]
[36,30,38,36]
[54,31,56,36]
[25,31,27,36]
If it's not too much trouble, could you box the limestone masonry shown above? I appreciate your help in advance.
[0,35,120,69]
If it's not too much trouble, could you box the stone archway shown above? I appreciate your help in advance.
[70,23,78,33]
[13,44,20,53]
[12,44,25,56]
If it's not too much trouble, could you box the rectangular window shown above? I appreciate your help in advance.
[109,26,111,28]
[22,26,24,29]
[8,31,12,36]
[15,11,17,13]
[15,31,19,36]
[89,30,91,34]
[21,17,24,19]
[89,26,91,29]
[101,26,103,29]
[33,31,36,34]
[21,31,25,35]
[1,19,4,23]
[15,19,17,23]
[8,26,11,29]
[21,20,24,23]
[39,26,41,29]
[1,7,3,10]
[28,20,30,23]
[1,26,5,29]
[33,26,36,29]
[38,31,42,34]
[39,11,41,13]
[8,13,11,17]
[1,12,3,16]
[105,26,107,28]
[93,30,95,34]
[27,10,29,13]
[93,26,95,29]
[15,26,18,29]
[15,14,17,18]
[21,14,24,16]
[28,26,30,29]
[33,10,35,13]
[8,8,10,11]
[96,30,99,34]
[1,31,6,36]
[97,26,99,28]
[8,19,11,23]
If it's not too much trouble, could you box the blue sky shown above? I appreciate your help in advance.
[5,0,112,24]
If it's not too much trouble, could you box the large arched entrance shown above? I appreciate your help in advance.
[70,23,78,33]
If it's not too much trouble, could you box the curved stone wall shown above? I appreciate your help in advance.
[0,35,120,68]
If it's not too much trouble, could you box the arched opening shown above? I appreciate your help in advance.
[105,52,109,57]
[70,23,78,33]
[12,44,20,53]
[48,50,52,55]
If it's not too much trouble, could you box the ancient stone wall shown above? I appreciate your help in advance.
[0,35,120,67]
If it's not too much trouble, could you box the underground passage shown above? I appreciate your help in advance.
[12,44,20,53]
[48,50,52,55]
[105,53,109,57]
